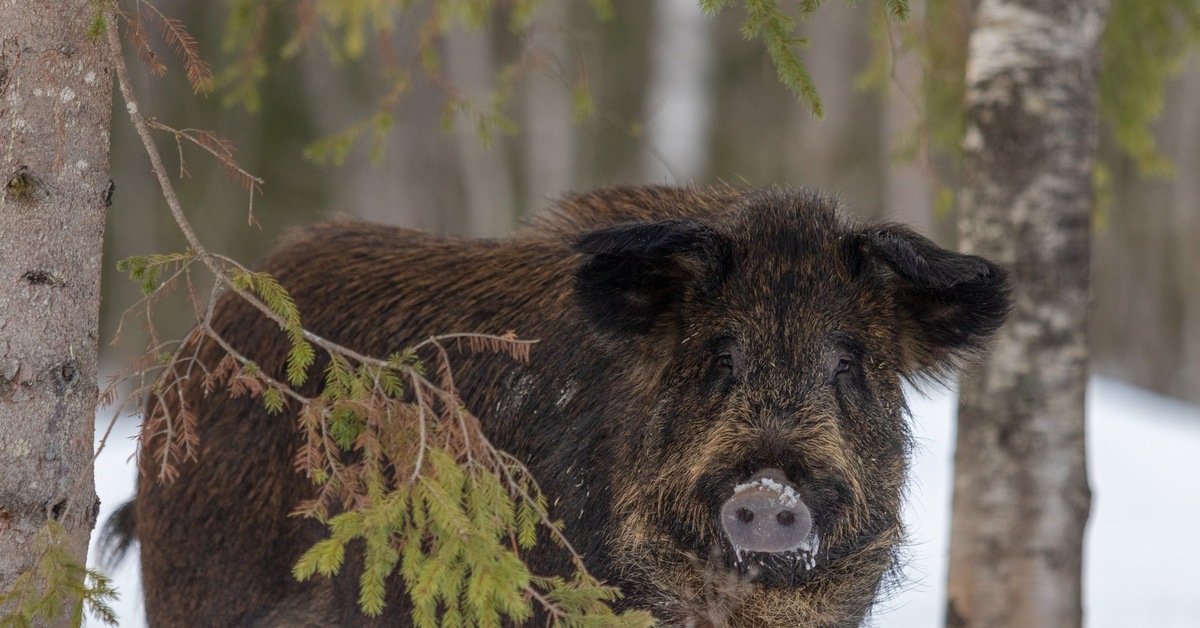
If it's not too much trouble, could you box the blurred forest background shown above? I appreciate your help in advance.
[103,0,1200,404]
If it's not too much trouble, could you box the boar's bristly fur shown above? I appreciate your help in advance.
[111,185,1010,627]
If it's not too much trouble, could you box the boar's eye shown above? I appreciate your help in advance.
[828,350,860,385]
[716,353,735,371]
[834,356,853,375]
[712,341,740,379]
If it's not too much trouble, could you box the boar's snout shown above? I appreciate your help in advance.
[720,469,812,554]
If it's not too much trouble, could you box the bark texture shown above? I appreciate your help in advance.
[0,0,112,608]
[947,1,1108,627]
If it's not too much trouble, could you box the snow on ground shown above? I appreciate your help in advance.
[89,377,1200,627]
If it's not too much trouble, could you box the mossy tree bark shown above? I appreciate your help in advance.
[0,0,113,612]
[947,1,1108,627]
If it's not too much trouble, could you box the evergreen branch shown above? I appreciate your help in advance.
[742,0,823,117]
[304,73,411,166]
[1100,0,1200,176]
[410,331,539,358]
[145,122,264,224]
[798,0,823,17]
[702,1,911,117]
[219,0,271,111]
[886,0,910,22]
[109,6,642,623]
[147,123,264,191]
[116,250,196,296]
[136,0,213,94]
[120,7,166,76]
[0,522,119,627]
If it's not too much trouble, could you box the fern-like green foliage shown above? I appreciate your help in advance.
[1101,0,1200,177]
[232,269,315,386]
[702,0,911,118]
[295,448,651,626]
[0,522,119,628]
[87,0,108,40]
[116,250,196,296]
[292,351,653,626]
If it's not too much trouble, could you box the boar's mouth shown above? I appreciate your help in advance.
[724,535,824,589]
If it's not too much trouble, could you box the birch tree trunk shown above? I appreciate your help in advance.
[445,23,517,237]
[641,0,714,183]
[522,1,576,210]
[947,1,1108,627]
[0,0,113,612]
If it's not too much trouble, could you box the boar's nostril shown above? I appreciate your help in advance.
[721,472,813,554]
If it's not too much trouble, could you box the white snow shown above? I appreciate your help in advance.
[732,477,802,509]
[872,377,1200,627]
[88,377,1200,627]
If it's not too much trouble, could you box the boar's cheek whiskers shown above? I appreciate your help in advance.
[787,415,871,530]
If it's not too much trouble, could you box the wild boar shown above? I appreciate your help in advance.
[108,185,1009,626]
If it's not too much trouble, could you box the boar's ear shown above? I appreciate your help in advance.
[573,218,730,335]
[861,224,1011,372]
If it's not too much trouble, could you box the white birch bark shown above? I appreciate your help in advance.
[947,1,1108,626]
[444,23,517,236]
[641,0,715,183]
[522,1,576,209]
[0,0,113,614]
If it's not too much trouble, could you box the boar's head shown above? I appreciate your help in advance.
[572,188,1009,624]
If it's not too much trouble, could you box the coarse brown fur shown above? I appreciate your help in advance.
[107,185,1009,626]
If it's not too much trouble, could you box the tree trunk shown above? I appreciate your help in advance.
[881,0,933,234]
[522,1,576,211]
[0,0,113,615]
[786,1,880,214]
[946,1,1108,627]
[1170,56,1200,400]
[299,27,466,233]
[641,0,714,183]
[444,22,517,237]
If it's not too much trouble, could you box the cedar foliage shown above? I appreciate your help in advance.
[275,338,652,625]
[107,43,652,614]
[698,0,909,118]
[1100,0,1200,176]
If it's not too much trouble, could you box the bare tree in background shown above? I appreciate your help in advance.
[785,2,880,213]
[642,0,715,182]
[881,0,933,234]
[299,26,466,232]
[523,1,577,208]
[0,0,113,615]
[947,1,1108,626]
[445,23,517,236]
